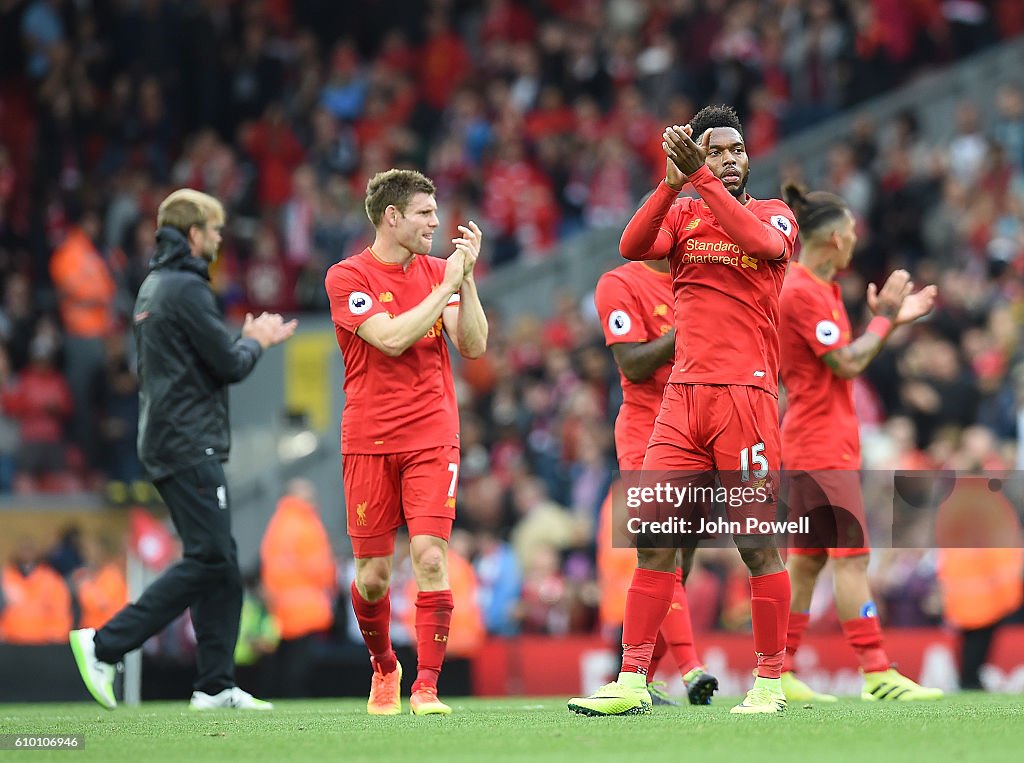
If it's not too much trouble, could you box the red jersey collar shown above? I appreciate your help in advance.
[792,260,835,288]
[367,246,417,271]
[641,262,672,279]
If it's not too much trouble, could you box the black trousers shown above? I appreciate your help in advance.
[94,459,242,694]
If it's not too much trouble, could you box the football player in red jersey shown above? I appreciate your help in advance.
[594,258,718,706]
[571,105,799,716]
[778,183,942,702]
[325,169,487,716]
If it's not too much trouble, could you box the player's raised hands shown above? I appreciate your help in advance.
[443,249,467,292]
[866,269,913,321]
[869,281,937,326]
[665,155,686,191]
[453,221,483,278]
[663,124,708,177]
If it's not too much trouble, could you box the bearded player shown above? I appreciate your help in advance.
[594,257,718,706]
[570,105,798,716]
[777,183,943,703]
[325,169,487,715]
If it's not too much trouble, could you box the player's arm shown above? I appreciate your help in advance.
[619,167,679,261]
[663,126,791,260]
[354,252,466,357]
[823,270,935,379]
[442,222,488,358]
[610,330,676,383]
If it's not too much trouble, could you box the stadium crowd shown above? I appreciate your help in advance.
[2,0,1024,655]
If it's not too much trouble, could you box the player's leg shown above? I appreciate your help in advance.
[832,550,943,701]
[401,446,459,715]
[344,453,404,715]
[715,386,789,714]
[570,385,709,715]
[656,547,719,704]
[780,550,836,702]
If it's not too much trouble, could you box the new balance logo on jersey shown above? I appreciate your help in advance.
[445,497,456,509]
[685,218,701,231]
[379,291,394,302]
[356,501,368,526]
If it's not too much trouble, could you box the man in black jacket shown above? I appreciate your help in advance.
[69,189,296,710]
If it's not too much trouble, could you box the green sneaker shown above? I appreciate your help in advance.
[646,680,680,706]
[683,667,719,705]
[69,628,117,710]
[781,671,837,702]
[569,674,652,716]
[861,668,943,701]
[730,677,787,714]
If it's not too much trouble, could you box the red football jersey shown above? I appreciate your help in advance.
[622,180,798,396]
[779,262,860,469]
[325,248,460,454]
[594,261,674,471]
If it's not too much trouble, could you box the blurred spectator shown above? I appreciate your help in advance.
[99,336,143,488]
[234,569,281,697]
[517,543,569,634]
[473,528,522,636]
[0,537,72,644]
[48,209,116,473]
[71,533,128,630]
[0,329,74,492]
[0,347,19,492]
[46,524,83,578]
[260,479,336,698]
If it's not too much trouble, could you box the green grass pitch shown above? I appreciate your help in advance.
[1,694,1020,763]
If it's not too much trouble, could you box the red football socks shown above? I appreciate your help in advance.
[621,568,675,675]
[649,633,668,677]
[660,572,701,676]
[784,611,810,673]
[750,570,791,679]
[412,590,454,693]
[842,615,890,673]
[350,581,397,674]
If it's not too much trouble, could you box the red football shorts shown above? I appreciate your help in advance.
[642,383,781,531]
[343,445,459,558]
[784,469,870,557]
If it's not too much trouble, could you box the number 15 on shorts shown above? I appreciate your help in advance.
[740,442,768,482]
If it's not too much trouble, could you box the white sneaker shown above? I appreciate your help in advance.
[190,687,274,711]
[69,628,117,710]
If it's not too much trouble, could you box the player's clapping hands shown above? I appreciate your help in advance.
[663,124,709,177]
[868,274,937,326]
[866,270,913,321]
[443,249,467,292]
[453,221,482,279]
